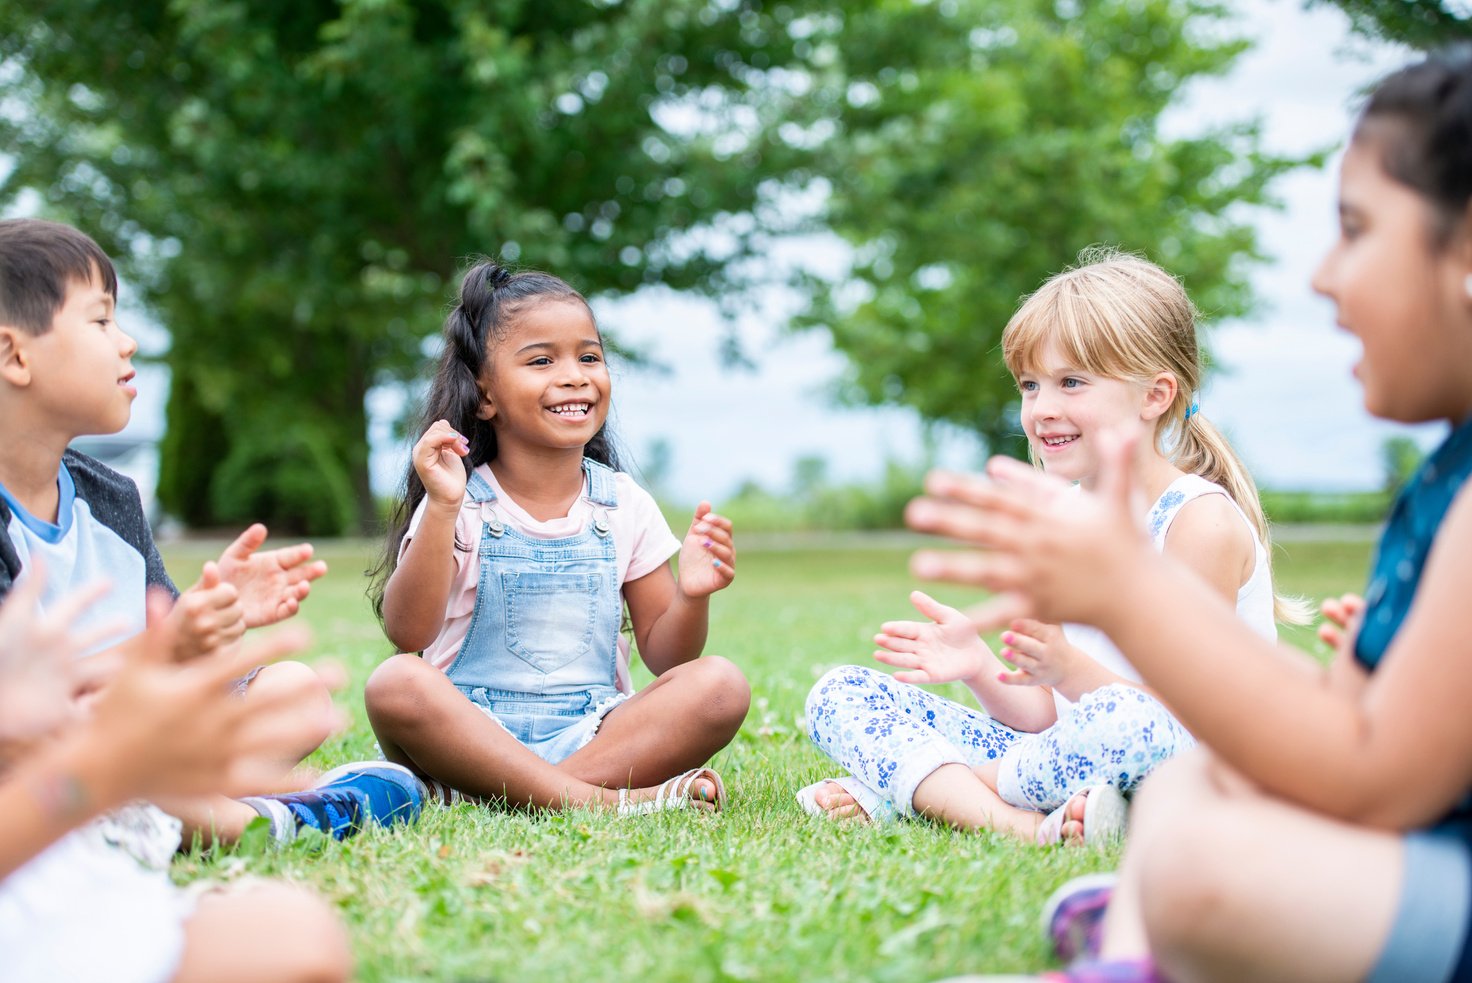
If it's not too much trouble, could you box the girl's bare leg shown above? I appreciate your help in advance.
[366,654,745,810]
[559,656,749,788]
[1099,750,1401,983]
[171,882,351,983]
[911,762,1045,841]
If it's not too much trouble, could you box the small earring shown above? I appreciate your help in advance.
[1465,273,1472,300]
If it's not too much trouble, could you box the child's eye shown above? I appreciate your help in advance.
[580,353,602,365]
[528,356,553,366]
[1062,377,1084,389]
[1018,380,1037,393]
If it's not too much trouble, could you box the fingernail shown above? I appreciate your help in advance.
[702,539,712,548]
[712,559,723,568]
[1001,632,1013,645]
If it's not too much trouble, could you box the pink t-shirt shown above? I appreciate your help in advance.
[399,464,681,693]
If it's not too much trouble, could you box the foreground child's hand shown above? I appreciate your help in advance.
[216,523,329,628]
[873,590,992,685]
[676,502,735,599]
[413,419,471,509]
[0,569,124,751]
[171,561,245,660]
[86,590,343,804]
[996,619,1081,689]
[907,430,1151,631]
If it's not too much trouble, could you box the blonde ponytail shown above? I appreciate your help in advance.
[1174,414,1312,625]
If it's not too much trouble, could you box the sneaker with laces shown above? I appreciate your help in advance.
[251,761,426,841]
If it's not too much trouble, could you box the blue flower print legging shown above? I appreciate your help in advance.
[804,665,1195,818]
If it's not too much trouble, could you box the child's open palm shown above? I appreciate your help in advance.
[215,524,329,628]
[413,419,471,508]
[676,502,735,598]
[872,590,992,685]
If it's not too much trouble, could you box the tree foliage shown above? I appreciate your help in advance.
[788,0,1304,456]
[2,0,1317,523]
[1309,0,1472,48]
[0,0,821,532]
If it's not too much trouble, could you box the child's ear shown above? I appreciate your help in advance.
[0,327,32,387]
[1141,372,1178,422]
[475,391,496,422]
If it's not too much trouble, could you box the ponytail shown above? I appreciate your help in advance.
[1173,412,1312,625]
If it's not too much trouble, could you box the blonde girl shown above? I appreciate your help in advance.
[801,251,1301,844]
[914,46,1472,983]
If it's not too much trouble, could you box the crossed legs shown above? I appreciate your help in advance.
[365,654,749,811]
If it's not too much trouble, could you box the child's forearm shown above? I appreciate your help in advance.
[638,590,710,676]
[381,503,460,652]
[0,731,121,881]
[963,666,1058,733]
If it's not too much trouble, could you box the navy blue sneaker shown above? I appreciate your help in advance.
[252,761,426,841]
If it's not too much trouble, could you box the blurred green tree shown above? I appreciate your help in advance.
[1309,1,1472,47]
[0,0,821,533]
[788,0,1306,457]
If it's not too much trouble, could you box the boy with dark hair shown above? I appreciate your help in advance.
[0,218,423,861]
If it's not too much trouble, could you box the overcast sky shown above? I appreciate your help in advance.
[103,1,1440,505]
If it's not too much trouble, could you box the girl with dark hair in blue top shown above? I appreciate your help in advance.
[907,46,1472,983]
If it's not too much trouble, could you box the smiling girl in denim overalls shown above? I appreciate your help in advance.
[365,261,748,815]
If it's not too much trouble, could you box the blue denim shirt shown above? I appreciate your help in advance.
[1356,417,1472,670]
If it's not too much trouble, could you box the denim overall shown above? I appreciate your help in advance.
[447,459,626,764]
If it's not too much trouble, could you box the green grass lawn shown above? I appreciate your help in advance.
[161,533,1372,983]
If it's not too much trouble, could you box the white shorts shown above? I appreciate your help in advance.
[0,805,193,983]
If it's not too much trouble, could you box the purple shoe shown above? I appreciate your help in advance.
[1041,872,1119,964]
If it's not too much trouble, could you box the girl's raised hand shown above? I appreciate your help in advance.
[413,419,471,508]
[676,502,735,599]
[996,618,1078,688]
[873,589,993,685]
[1318,592,1366,657]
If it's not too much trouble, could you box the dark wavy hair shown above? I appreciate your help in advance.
[369,260,621,622]
[1355,44,1472,245]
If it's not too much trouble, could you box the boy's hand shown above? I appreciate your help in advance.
[676,502,735,599]
[996,618,1079,688]
[171,561,245,660]
[413,420,470,509]
[873,590,992,685]
[215,523,328,628]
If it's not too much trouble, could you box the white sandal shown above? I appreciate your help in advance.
[795,775,895,824]
[616,767,726,817]
[1036,783,1128,847]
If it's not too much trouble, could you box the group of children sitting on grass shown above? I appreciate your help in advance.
[1,46,1469,983]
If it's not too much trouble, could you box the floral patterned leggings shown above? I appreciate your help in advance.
[804,665,1195,819]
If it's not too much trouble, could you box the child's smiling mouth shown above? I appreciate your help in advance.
[548,402,592,419]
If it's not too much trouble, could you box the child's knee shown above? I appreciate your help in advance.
[687,656,751,728]
[245,660,335,753]
[363,653,432,727]
[180,882,351,983]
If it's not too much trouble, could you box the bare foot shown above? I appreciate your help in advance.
[813,781,871,823]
